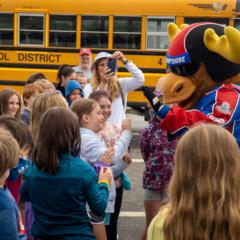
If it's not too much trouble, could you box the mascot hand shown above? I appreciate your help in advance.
[142,86,162,112]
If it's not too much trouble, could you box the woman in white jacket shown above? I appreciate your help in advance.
[84,51,145,127]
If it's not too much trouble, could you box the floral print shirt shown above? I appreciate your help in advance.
[98,122,121,147]
[140,115,177,191]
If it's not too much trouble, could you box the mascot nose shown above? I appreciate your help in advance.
[162,73,196,104]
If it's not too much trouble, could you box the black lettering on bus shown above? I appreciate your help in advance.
[158,58,162,66]
[28,54,34,62]
[18,53,61,63]
[0,52,9,61]
[55,55,61,62]
[18,53,25,61]
[34,53,39,62]
[5,53,10,61]
[0,52,5,61]
[49,55,56,63]
[39,54,46,62]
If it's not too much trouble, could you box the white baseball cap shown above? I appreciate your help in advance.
[91,52,113,70]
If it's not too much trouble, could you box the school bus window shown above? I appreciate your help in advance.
[50,15,76,47]
[81,16,108,48]
[234,19,240,30]
[0,14,14,45]
[184,17,229,26]
[19,14,44,46]
[113,16,141,49]
[237,1,240,12]
[146,17,174,50]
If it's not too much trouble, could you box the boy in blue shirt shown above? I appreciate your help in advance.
[0,129,26,240]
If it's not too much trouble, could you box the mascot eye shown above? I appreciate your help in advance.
[169,62,200,76]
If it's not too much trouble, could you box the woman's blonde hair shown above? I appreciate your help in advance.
[70,98,98,126]
[163,123,240,240]
[90,61,121,101]
[30,93,68,138]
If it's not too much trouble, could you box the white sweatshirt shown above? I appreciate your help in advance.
[84,61,145,127]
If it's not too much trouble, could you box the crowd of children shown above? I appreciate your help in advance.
[0,48,239,240]
[0,49,143,240]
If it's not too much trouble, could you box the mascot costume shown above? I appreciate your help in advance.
[143,22,240,145]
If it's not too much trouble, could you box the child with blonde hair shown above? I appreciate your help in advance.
[30,92,67,138]
[148,124,240,240]
[34,79,56,93]
[26,92,67,239]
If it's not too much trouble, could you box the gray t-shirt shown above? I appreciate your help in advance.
[72,66,92,81]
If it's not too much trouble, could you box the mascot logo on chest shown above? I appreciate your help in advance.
[143,22,240,145]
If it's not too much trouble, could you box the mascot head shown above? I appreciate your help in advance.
[162,22,240,109]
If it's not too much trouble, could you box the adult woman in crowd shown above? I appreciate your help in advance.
[84,51,144,127]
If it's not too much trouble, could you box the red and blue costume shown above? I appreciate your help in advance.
[157,84,240,145]
[143,22,240,146]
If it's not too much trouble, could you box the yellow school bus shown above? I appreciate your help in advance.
[0,0,239,111]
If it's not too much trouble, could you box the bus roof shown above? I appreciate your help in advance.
[0,0,237,17]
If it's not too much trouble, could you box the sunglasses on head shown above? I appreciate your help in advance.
[168,62,201,76]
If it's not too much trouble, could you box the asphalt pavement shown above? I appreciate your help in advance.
[117,110,148,240]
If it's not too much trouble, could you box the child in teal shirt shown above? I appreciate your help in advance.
[21,108,112,239]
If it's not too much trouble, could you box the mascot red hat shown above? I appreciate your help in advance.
[143,22,240,145]
[167,22,240,82]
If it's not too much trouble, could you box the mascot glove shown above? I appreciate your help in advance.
[142,86,170,119]
[142,86,163,112]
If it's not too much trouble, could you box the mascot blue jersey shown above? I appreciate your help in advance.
[157,83,240,146]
